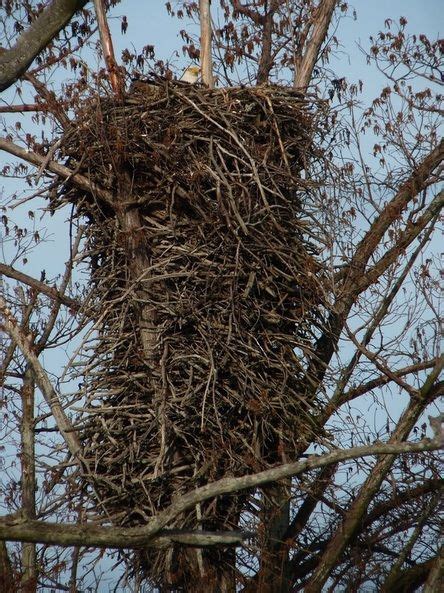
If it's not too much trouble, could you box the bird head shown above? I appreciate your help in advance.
[180,65,201,84]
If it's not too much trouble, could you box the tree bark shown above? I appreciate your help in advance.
[294,0,337,88]
[256,1,280,85]
[0,0,88,91]
[199,0,214,88]
[0,542,15,593]
[93,0,124,97]
[20,369,37,593]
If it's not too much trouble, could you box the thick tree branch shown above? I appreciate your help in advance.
[0,296,82,460]
[129,440,442,543]
[0,137,114,207]
[294,0,337,88]
[424,547,443,593]
[199,0,214,88]
[0,103,43,113]
[0,439,440,551]
[19,368,37,590]
[0,541,15,593]
[256,0,280,84]
[0,262,79,311]
[0,522,247,549]
[0,0,88,92]
[93,0,123,97]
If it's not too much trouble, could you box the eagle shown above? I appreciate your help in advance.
[180,65,200,84]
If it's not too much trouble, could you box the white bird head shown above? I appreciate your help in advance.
[180,65,200,84]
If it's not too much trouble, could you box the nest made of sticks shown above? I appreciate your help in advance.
[57,78,330,584]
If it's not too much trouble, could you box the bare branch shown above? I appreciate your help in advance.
[93,0,124,97]
[199,0,214,88]
[0,0,88,92]
[0,136,114,207]
[356,196,443,293]
[294,0,337,88]
[341,359,439,403]
[0,262,80,311]
[0,522,248,549]
[0,439,440,550]
[23,72,70,128]
[0,296,82,460]
[0,103,43,113]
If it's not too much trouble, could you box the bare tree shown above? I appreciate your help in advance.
[1,2,442,592]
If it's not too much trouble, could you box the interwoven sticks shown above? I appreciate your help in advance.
[59,79,330,585]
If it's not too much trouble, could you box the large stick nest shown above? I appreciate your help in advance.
[58,78,330,582]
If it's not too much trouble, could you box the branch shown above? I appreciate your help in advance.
[0,0,88,92]
[0,136,114,207]
[0,103,43,113]
[0,520,248,549]
[341,359,439,403]
[283,464,337,543]
[424,548,443,593]
[343,140,444,290]
[256,0,280,84]
[304,361,443,592]
[356,194,443,293]
[93,0,124,97]
[0,296,82,460]
[199,0,214,88]
[138,439,444,548]
[23,72,70,128]
[0,263,79,311]
[0,440,440,550]
[294,0,337,88]
[363,478,443,530]
[382,558,436,593]
[0,541,14,593]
